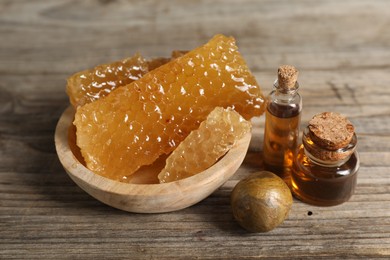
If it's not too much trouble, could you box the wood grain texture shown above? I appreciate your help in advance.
[1,0,390,259]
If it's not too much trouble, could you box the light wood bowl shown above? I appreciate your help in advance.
[55,107,251,213]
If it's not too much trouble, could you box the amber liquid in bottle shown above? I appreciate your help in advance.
[263,65,301,184]
[263,101,301,181]
[291,113,359,207]
[291,146,359,206]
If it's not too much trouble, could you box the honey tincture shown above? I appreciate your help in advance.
[291,112,359,206]
[263,65,302,182]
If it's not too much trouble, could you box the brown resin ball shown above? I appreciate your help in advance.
[231,171,293,232]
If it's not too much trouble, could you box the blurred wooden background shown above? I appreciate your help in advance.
[1,0,389,259]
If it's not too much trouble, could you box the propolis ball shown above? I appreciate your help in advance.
[231,171,293,232]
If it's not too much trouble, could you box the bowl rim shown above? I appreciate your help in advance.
[55,106,252,197]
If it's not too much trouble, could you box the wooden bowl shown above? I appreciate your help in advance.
[54,106,251,213]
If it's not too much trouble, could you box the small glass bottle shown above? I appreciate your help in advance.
[263,65,302,182]
[291,112,359,206]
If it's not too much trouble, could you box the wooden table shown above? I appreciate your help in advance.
[1,0,389,259]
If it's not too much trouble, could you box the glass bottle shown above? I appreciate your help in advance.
[291,112,359,206]
[263,65,302,183]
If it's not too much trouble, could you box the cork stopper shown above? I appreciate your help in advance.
[277,65,299,90]
[308,112,355,150]
[303,112,356,163]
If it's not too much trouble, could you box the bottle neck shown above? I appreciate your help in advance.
[268,79,302,114]
[270,79,300,105]
[302,128,357,167]
[273,79,299,95]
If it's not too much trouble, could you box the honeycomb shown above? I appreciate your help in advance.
[74,34,265,182]
[67,53,149,107]
[158,107,251,183]
[66,54,182,107]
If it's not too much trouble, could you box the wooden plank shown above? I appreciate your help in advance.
[1,0,390,259]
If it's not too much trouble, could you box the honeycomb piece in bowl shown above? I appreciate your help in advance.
[66,53,186,107]
[158,107,251,183]
[74,34,265,182]
[67,53,149,107]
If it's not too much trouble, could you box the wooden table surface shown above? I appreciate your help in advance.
[1,0,390,259]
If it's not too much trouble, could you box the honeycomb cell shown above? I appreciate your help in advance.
[158,107,251,183]
[74,34,265,181]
